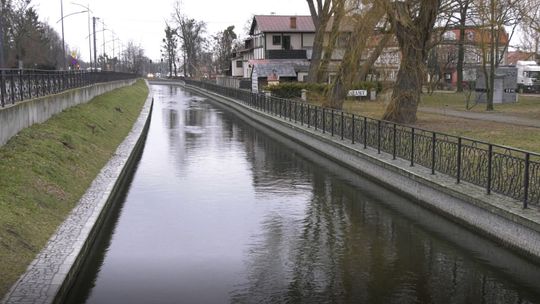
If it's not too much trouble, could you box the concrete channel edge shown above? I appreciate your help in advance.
[0,79,137,147]
[2,81,154,304]
[182,83,540,263]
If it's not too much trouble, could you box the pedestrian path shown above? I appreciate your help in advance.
[418,107,540,128]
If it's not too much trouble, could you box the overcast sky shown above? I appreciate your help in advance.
[32,0,311,62]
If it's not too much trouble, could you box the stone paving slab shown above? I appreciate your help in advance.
[2,81,154,304]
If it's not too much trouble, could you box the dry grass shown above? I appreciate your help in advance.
[420,91,540,119]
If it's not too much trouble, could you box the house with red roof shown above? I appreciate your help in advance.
[231,15,316,92]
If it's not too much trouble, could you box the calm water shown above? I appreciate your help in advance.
[66,84,540,304]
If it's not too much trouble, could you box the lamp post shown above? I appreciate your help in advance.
[71,2,93,70]
[93,16,99,71]
[60,0,66,70]
[57,4,89,70]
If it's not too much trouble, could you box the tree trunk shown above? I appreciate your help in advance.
[456,1,469,92]
[306,0,332,84]
[355,32,391,83]
[486,0,495,111]
[327,2,385,107]
[382,44,424,123]
[382,0,440,124]
[307,20,327,83]
[317,3,344,83]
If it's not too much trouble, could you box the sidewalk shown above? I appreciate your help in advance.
[418,107,540,128]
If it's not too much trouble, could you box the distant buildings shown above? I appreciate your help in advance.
[230,15,513,92]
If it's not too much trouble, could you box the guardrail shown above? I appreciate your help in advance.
[0,69,138,107]
[185,79,540,209]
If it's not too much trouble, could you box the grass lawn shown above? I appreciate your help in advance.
[420,91,540,119]
[306,91,540,153]
[0,80,148,296]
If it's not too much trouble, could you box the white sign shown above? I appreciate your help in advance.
[347,90,368,97]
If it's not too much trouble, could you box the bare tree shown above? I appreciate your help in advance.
[381,0,442,124]
[455,0,473,92]
[123,41,147,75]
[162,23,178,77]
[173,1,206,78]
[326,1,387,108]
[516,0,540,55]
[474,0,521,110]
[0,0,74,69]
[212,25,237,75]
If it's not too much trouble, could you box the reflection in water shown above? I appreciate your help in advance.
[66,84,540,304]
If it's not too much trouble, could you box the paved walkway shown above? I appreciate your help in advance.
[418,107,540,128]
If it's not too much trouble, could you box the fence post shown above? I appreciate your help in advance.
[331,110,334,136]
[307,105,310,128]
[393,124,397,160]
[322,108,326,134]
[457,137,462,184]
[524,153,530,209]
[431,132,436,175]
[377,120,381,154]
[28,74,32,99]
[0,70,5,107]
[487,144,493,194]
[315,107,318,131]
[19,71,23,101]
[351,114,355,144]
[410,128,415,167]
[364,117,367,149]
[289,100,292,121]
[301,104,304,126]
[10,73,15,104]
[341,112,344,140]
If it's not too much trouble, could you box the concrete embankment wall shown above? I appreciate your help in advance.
[183,83,540,262]
[0,79,136,147]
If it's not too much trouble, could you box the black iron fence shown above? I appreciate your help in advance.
[185,79,540,209]
[0,69,138,107]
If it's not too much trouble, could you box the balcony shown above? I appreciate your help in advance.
[265,49,307,60]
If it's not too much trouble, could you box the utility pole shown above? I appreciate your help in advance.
[86,3,92,70]
[93,16,98,71]
[60,0,67,70]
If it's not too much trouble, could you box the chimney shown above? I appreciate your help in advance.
[290,16,297,29]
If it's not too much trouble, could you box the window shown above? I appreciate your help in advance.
[272,35,281,45]
[443,31,457,41]
[236,61,243,68]
[526,71,540,78]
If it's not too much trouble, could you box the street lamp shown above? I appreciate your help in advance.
[93,16,99,71]
[60,0,65,70]
[71,2,93,70]
[57,1,89,70]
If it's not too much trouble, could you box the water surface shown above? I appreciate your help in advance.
[66,84,540,304]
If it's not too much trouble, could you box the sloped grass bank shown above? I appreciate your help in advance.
[0,80,149,296]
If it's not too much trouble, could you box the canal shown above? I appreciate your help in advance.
[66,84,540,303]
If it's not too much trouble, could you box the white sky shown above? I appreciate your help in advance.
[32,0,310,62]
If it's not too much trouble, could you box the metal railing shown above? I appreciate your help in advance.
[185,79,540,209]
[0,69,138,107]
